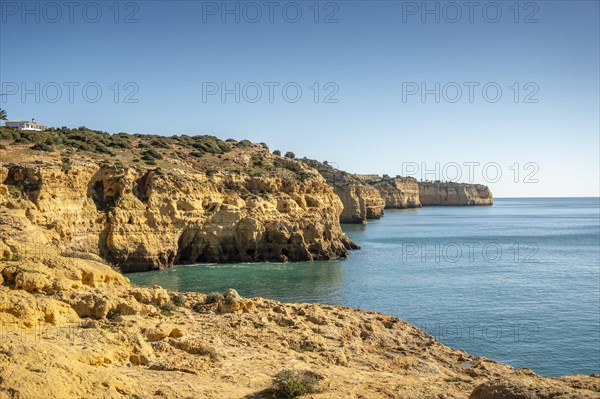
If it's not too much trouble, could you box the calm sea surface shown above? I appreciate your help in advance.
[129,198,600,376]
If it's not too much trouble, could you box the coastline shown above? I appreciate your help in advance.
[0,133,598,398]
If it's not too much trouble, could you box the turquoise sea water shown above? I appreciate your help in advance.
[128,198,600,376]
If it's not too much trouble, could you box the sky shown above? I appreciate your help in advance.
[1,0,599,197]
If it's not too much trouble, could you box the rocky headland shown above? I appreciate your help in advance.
[0,128,594,399]
[0,132,357,272]
[418,182,494,206]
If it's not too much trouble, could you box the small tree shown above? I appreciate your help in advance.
[0,108,7,121]
[273,150,281,156]
[284,151,295,159]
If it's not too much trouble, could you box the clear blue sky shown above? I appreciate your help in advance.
[1,1,598,197]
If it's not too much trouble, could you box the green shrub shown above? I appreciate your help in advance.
[172,294,186,306]
[150,139,170,149]
[204,292,224,304]
[93,143,113,155]
[160,303,175,316]
[272,370,322,398]
[237,139,253,148]
[284,151,295,159]
[191,302,206,313]
[141,149,163,160]
[190,135,230,154]
[108,139,132,149]
[0,129,15,141]
[190,151,203,158]
[273,150,281,156]
[31,143,54,152]
[217,141,231,152]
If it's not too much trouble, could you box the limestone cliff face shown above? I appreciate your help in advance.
[372,177,421,208]
[418,182,493,206]
[300,159,385,223]
[333,185,385,223]
[1,151,356,272]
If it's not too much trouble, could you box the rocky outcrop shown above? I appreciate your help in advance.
[419,182,493,206]
[371,176,421,208]
[0,252,597,399]
[300,159,385,223]
[1,146,356,272]
[470,377,600,399]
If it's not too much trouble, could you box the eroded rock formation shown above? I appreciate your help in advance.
[1,146,355,272]
[300,159,385,223]
[419,182,493,206]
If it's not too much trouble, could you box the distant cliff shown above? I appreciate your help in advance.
[370,176,421,209]
[300,159,492,221]
[419,182,493,206]
[300,159,384,223]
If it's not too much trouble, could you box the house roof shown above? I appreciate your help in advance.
[6,120,45,124]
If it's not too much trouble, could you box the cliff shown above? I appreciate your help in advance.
[419,182,493,206]
[371,176,422,208]
[300,159,385,223]
[0,129,594,399]
[0,132,356,272]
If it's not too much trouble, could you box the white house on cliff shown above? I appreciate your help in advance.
[5,118,47,131]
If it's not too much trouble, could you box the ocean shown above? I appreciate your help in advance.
[128,198,600,376]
